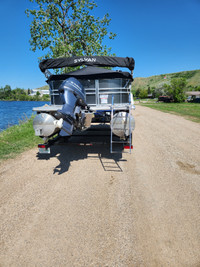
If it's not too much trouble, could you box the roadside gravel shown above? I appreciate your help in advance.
[0,105,200,266]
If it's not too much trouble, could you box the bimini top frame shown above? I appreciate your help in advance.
[39,55,135,73]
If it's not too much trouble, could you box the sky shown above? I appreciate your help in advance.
[0,0,200,89]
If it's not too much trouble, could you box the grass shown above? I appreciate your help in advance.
[0,116,40,163]
[140,102,200,123]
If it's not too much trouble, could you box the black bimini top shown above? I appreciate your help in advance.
[39,56,135,72]
[47,66,133,82]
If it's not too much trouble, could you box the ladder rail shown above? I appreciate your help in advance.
[110,95,114,153]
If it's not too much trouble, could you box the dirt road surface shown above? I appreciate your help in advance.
[1,105,200,267]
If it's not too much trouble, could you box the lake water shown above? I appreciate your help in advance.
[0,101,49,132]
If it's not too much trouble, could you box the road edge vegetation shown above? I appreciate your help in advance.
[140,102,200,123]
[0,116,40,163]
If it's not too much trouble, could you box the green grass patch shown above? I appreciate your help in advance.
[0,116,40,162]
[140,102,200,123]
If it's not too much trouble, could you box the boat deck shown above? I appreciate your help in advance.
[33,104,132,113]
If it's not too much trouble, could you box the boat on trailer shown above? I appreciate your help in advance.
[33,56,135,153]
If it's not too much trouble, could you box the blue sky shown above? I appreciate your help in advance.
[0,0,200,89]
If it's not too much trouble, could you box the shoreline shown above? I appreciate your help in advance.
[0,99,49,102]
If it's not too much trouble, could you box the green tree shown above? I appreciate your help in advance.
[151,88,163,98]
[135,88,141,98]
[139,89,148,99]
[195,85,200,91]
[4,85,11,91]
[42,94,50,101]
[0,87,5,99]
[151,86,156,98]
[163,83,171,95]
[167,78,186,103]
[35,91,41,101]
[4,85,12,98]
[25,0,116,62]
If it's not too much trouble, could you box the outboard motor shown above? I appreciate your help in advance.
[33,77,90,138]
[58,77,87,136]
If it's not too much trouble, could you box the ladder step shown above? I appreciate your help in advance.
[111,141,127,143]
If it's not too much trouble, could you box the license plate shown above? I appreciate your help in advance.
[39,147,50,154]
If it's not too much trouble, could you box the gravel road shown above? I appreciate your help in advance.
[1,105,200,267]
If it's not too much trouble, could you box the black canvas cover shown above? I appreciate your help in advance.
[39,56,135,72]
[47,66,133,82]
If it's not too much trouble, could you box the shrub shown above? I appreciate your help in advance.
[167,78,186,103]
[139,89,148,99]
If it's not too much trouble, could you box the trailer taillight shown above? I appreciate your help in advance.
[38,144,47,149]
[124,145,133,150]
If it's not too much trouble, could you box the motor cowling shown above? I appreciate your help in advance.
[58,77,87,136]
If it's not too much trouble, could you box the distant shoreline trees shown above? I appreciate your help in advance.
[0,85,50,101]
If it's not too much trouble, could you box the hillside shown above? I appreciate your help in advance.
[37,69,200,92]
[133,69,200,91]
[36,85,49,90]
